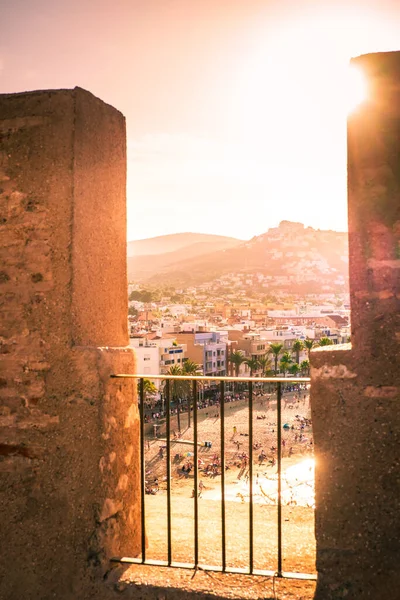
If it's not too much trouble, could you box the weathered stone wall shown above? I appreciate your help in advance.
[311,52,400,600]
[0,89,140,600]
[72,89,128,347]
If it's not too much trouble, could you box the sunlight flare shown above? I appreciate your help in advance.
[346,66,368,113]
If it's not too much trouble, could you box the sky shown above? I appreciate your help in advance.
[2,0,400,241]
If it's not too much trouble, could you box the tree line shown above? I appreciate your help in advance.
[138,337,333,432]
[228,337,333,378]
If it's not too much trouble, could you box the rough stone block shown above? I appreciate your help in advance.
[0,88,139,600]
[312,51,400,600]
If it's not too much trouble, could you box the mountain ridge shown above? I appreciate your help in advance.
[128,222,349,293]
[127,232,242,257]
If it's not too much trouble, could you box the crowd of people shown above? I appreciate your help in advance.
[143,384,309,424]
[144,385,312,497]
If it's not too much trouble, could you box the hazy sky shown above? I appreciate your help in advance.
[2,0,400,240]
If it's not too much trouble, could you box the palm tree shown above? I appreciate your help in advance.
[258,354,272,375]
[228,350,246,393]
[279,351,293,377]
[182,359,202,376]
[181,359,202,427]
[138,378,157,407]
[288,363,300,377]
[318,336,333,346]
[268,343,283,375]
[292,339,304,365]
[258,354,273,392]
[304,338,316,360]
[300,360,310,376]
[228,350,245,377]
[164,364,183,432]
[244,357,260,377]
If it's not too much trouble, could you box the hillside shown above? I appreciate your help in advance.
[127,232,241,257]
[132,222,349,293]
[127,234,242,280]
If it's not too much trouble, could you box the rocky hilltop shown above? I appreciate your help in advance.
[129,222,349,293]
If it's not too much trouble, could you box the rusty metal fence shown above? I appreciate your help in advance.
[110,374,316,581]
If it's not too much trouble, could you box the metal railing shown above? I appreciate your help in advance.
[110,374,316,581]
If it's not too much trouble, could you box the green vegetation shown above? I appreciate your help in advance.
[268,343,284,375]
[244,357,260,376]
[292,339,304,364]
[258,354,272,377]
[228,350,246,377]
[300,360,310,376]
[137,378,157,406]
[279,351,293,377]
[181,359,202,427]
[304,338,316,359]
[288,363,300,376]
[318,337,333,346]
[164,365,183,432]
[163,361,202,430]
[129,289,157,303]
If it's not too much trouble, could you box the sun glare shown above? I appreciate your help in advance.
[346,66,368,113]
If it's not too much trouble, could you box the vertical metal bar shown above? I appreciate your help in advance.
[248,380,254,574]
[166,379,172,565]
[277,381,283,577]
[139,377,146,563]
[193,379,199,567]
[220,380,226,571]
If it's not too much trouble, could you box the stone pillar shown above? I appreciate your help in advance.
[311,52,400,599]
[0,88,140,600]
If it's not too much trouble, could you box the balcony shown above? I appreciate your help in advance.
[111,373,315,581]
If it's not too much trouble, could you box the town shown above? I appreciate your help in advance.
[127,221,350,395]
[128,282,350,392]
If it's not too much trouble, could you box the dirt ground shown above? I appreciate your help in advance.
[120,565,317,600]
[122,389,316,599]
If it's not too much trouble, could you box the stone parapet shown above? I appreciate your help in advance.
[347,52,400,355]
[311,51,400,599]
[0,89,140,600]
[311,345,400,599]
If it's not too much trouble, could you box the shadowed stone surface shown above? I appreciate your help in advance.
[311,51,400,600]
[0,88,140,600]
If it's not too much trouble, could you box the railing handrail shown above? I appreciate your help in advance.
[112,371,315,580]
[111,373,310,383]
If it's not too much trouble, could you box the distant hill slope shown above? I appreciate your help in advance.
[127,234,242,280]
[132,222,349,292]
[127,232,241,257]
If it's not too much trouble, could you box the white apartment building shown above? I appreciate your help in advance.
[129,335,187,389]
